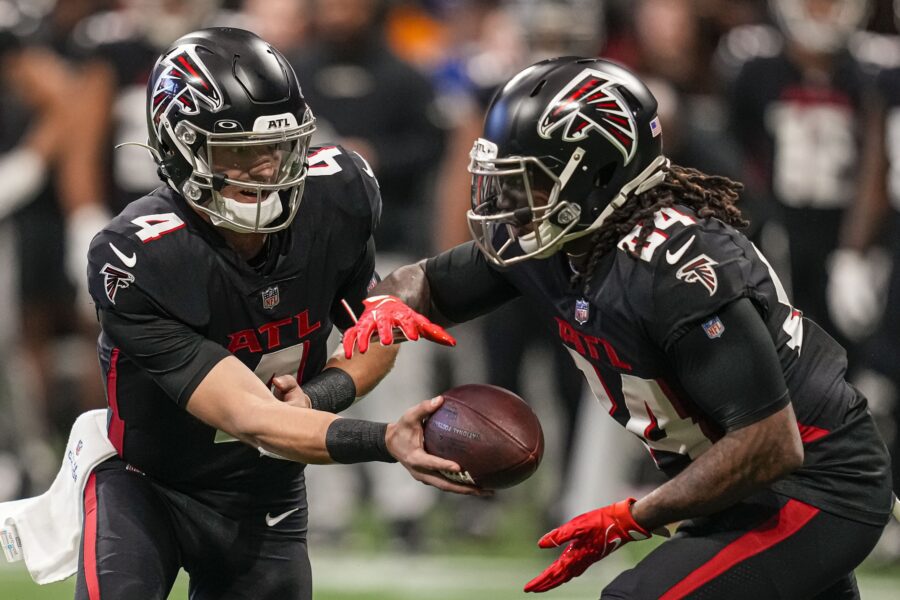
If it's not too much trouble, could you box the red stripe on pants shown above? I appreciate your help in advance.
[106,348,124,455]
[83,473,101,600]
[659,499,819,599]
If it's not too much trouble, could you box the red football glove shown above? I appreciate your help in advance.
[525,498,661,593]
[342,295,456,359]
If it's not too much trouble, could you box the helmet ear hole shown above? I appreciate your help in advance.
[594,161,617,188]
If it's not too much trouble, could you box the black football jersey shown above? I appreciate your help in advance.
[731,48,868,210]
[86,146,380,509]
[428,206,893,525]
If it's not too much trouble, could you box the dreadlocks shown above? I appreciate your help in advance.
[570,163,748,294]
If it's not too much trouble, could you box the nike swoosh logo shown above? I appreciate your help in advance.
[665,235,696,265]
[265,507,299,527]
[109,242,137,268]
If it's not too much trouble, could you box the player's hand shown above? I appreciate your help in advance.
[386,397,490,497]
[525,498,662,593]
[827,249,890,341]
[342,295,456,358]
[272,375,311,408]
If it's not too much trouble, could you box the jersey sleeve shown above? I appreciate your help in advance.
[99,302,230,408]
[88,224,226,407]
[648,226,755,348]
[424,242,521,324]
[87,225,212,328]
[667,297,790,431]
[308,144,382,236]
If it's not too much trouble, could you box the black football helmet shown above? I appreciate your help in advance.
[147,28,315,233]
[467,57,667,266]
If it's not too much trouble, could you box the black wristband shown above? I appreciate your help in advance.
[325,418,397,464]
[304,368,357,414]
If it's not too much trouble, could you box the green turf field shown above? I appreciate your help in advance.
[3,492,899,598]
[3,550,900,600]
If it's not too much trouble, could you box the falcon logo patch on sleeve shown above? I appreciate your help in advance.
[675,254,719,296]
[101,263,135,304]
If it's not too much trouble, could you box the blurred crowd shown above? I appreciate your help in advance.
[1,0,900,563]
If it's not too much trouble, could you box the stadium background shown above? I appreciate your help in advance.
[0,0,899,598]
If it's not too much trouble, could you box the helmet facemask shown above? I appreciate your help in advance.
[171,111,316,233]
[467,138,583,266]
[467,137,668,267]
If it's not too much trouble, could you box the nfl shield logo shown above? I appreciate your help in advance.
[702,316,725,339]
[261,286,280,310]
[574,299,590,325]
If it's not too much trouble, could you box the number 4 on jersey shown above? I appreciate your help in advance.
[132,213,186,243]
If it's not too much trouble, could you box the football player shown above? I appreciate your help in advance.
[343,57,894,598]
[80,28,478,600]
[727,0,875,360]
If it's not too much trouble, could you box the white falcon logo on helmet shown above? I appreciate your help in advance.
[538,68,638,165]
[150,45,224,135]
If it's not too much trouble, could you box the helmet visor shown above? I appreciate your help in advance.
[207,139,306,192]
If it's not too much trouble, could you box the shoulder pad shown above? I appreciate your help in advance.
[306,144,382,231]
[87,194,210,326]
[648,221,753,344]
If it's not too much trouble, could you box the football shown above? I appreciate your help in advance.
[424,384,544,489]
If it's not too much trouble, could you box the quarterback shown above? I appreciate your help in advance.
[80,28,475,600]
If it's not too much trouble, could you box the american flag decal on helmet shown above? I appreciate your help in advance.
[150,45,223,132]
[538,68,638,164]
[101,263,135,304]
[675,254,719,296]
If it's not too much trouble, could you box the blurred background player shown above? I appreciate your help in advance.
[828,0,900,560]
[726,0,876,368]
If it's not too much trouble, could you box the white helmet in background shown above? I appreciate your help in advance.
[769,0,872,54]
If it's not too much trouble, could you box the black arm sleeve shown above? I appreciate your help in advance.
[99,307,231,408]
[423,242,521,324]
[666,297,790,431]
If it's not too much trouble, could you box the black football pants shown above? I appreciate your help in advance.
[601,491,885,600]
[74,460,312,600]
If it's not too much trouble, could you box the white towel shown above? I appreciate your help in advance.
[0,410,116,584]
